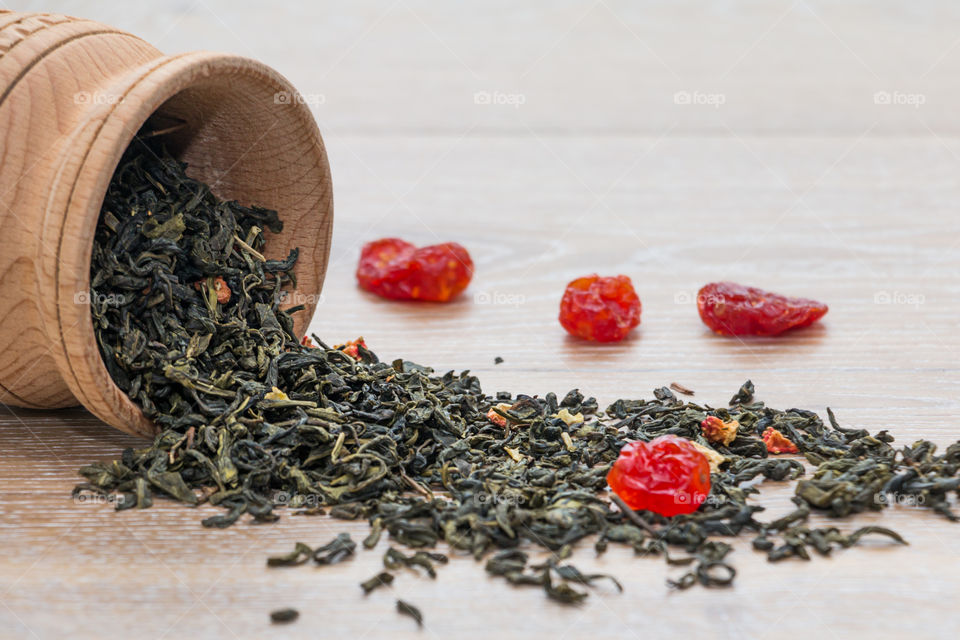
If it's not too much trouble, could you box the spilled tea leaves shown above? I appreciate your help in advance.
[266,534,356,568]
[77,140,960,628]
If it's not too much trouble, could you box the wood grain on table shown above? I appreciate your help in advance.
[3,1,960,639]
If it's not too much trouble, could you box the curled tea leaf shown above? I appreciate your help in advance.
[266,542,313,567]
[313,533,356,565]
[729,380,755,406]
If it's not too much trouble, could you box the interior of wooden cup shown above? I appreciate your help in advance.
[58,53,333,436]
[146,73,333,333]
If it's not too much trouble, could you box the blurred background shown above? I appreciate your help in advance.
[18,1,960,133]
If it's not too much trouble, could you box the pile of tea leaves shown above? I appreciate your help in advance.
[77,141,960,614]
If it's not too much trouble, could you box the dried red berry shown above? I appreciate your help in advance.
[762,427,799,454]
[334,337,367,360]
[606,435,711,517]
[559,274,641,342]
[213,277,231,304]
[486,403,512,428]
[700,416,738,446]
[697,282,827,336]
[193,276,231,304]
[357,238,473,302]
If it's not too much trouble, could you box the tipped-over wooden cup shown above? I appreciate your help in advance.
[0,11,334,437]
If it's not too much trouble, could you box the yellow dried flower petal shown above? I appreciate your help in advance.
[503,446,524,463]
[689,441,725,473]
[264,387,289,401]
[554,408,584,426]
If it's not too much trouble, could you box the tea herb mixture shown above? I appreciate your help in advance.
[77,141,959,624]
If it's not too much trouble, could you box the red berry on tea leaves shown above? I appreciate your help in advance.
[697,281,827,336]
[559,274,641,342]
[213,277,231,304]
[606,435,711,517]
[762,427,799,454]
[486,403,512,428]
[700,416,738,447]
[192,276,231,304]
[357,238,473,302]
[333,337,367,360]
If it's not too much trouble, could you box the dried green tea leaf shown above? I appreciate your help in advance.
[270,608,298,624]
[313,533,356,565]
[729,380,755,406]
[544,575,588,605]
[360,572,394,595]
[266,542,313,567]
[383,547,443,578]
[844,526,907,547]
[396,600,423,627]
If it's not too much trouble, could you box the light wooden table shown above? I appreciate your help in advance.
[3,2,960,638]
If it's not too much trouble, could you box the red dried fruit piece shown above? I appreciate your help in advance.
[486,403,512,428]
[356,238,473,302]
[334,337,367,360]
[193,276,231,304]
[301,336,315,348]
[559,274,641,343]
[700,416,738,446]
[213,277,231,304]
[762,427,799,454]
[697,282,827,336]
[606,435,711,517]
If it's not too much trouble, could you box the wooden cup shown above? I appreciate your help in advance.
[0,11,334,436]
